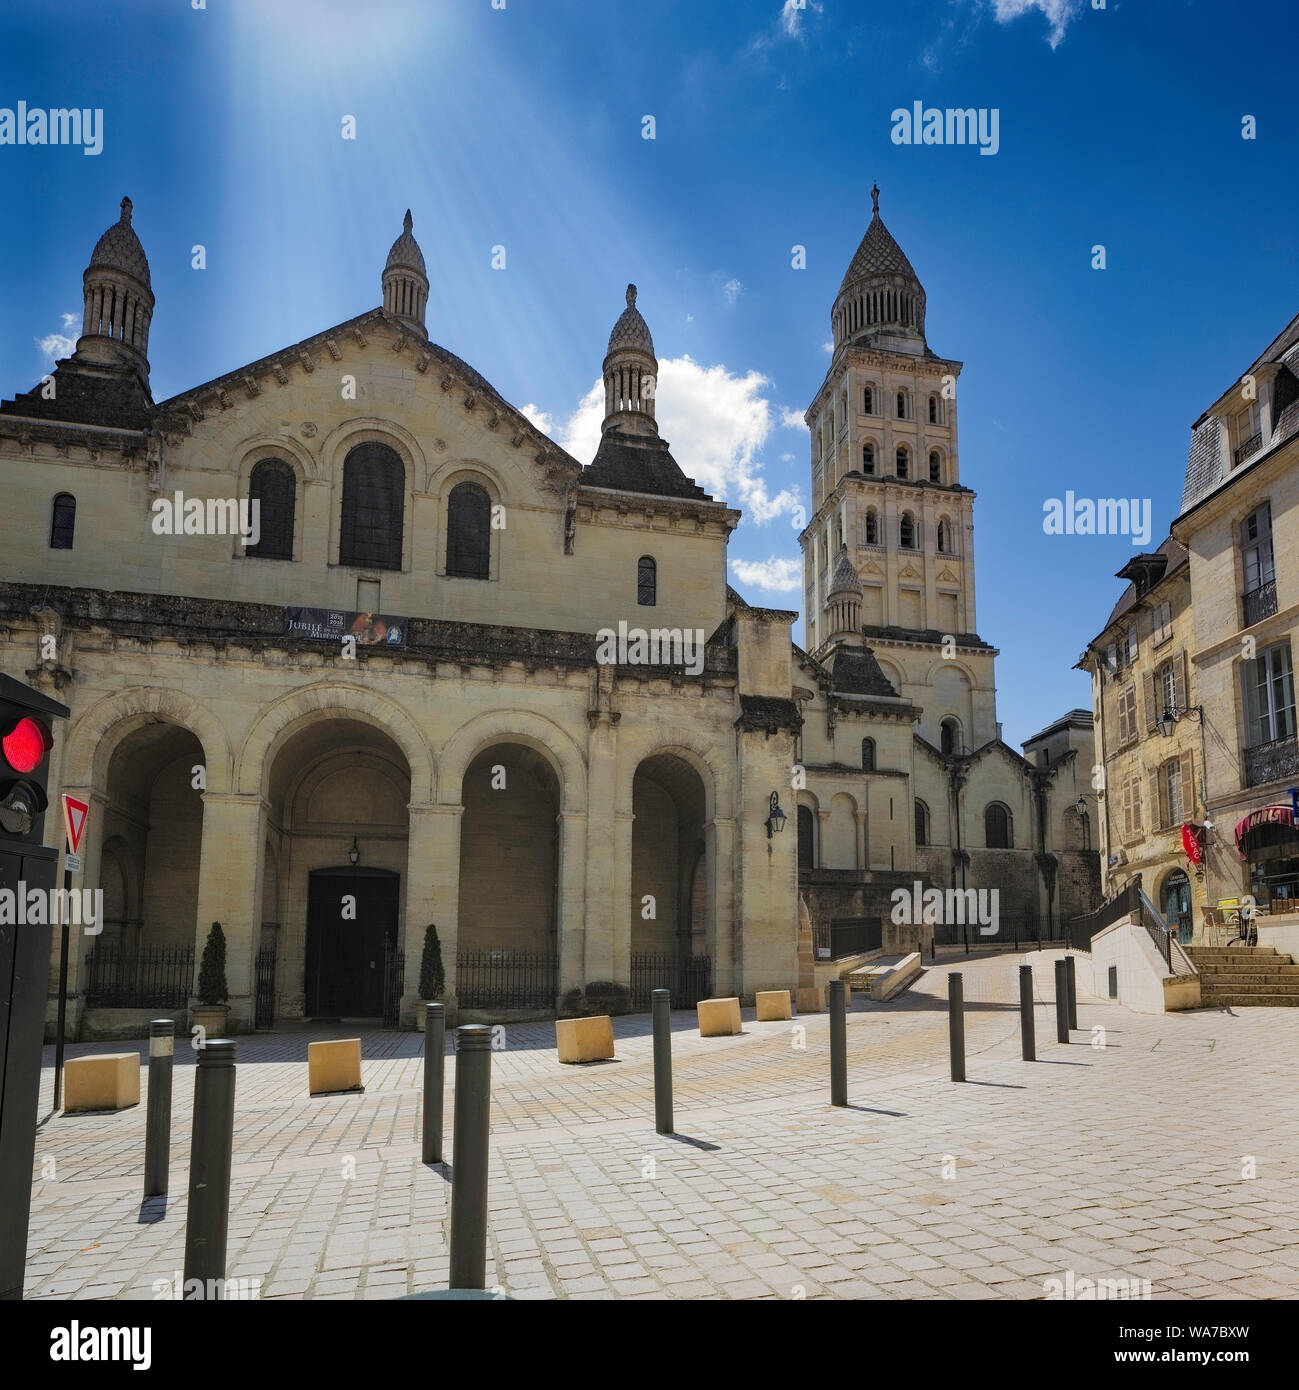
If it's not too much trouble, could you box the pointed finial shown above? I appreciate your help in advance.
[626,284,637,308]
[120,195,133,224]
[403,209,413,232]
[871,183,880,215]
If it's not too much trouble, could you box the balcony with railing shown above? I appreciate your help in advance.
[1244,734,1299,788]
[1234,431,1263,466]
[1242,578,1278,627]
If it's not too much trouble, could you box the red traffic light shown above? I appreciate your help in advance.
[2,716,51,774]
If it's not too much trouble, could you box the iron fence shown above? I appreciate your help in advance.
[629,952,713,1010]
[84,944,194,1009]
[382,943,405,1027]
[934,914,1047,949]
[1243,578,1278,628]
[254,947,277,1030]
[813,918,883,959]
[456,950,557,1010]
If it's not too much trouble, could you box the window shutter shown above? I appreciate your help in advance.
[1144,669,1158,732]
[1179,750,1195,819]
[1127,628,1138,665]
[1174,650,1187,712]
[1149,768,1163,832]
[1131,777,1143,834]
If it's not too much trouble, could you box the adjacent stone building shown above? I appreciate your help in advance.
[1081,310,1299,949]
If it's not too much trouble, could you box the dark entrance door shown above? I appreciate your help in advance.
[305,868,399,1017]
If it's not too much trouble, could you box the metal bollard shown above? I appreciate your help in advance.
[948,972,965,1082]
[1065,955,1078,1031]
[422,1003,446,1165]
[1054,959,1070,1043]
[828,979,847,1107]
[144,1019,175,1198]
[183,1039,236,1297]
[448,1025,493,1290]
[652,989,674,1135]
[1018,965,1035,1062]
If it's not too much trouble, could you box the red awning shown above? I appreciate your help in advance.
[1235,805,1297,852]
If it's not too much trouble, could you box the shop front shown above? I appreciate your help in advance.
[1235,805,1299,912]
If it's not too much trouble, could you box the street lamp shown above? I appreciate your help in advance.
[348,836,360,865]
[1158,704,1203,739]
[765,791,787,839]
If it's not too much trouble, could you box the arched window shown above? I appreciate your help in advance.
[340,442,404,570]
[985,802,1012,849]
[49,493,76,549]
[929,450,942,483]
[445,480,492,579]
[915,800,929,848]
[862,442,875,474]
[861,738,875,772]
[865,508,879,545]
[896,446,909,479]
[637,555,657,606]
[797,805,815,873]
[940,717,961,755]
[929,395,939,424]
[863,386,874,414]
[896,390,906,419]
[900,512,916,549]
[937,520,950,554]
[246,459,295,560]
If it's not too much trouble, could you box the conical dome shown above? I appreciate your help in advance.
[828,545,863,596]
[385,209,426,275]
[382,210,429,334]
[607,284,655,357]
[88,196,151,289]
[832,185,926,349]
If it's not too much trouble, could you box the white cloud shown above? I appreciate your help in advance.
[550,355,802,524]
[779,0,824,39]
[730,556,802,593]
[822,339,833,354]
[990,0,1083,48]
[36,332,75,362]
[36,311,80,362]
[519,402,556,437]
[722,277,743,306]
[779,407,806,430]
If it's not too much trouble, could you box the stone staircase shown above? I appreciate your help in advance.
[1183,945,1299,1007]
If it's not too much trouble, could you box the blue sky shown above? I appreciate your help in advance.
[3,0,1297,748]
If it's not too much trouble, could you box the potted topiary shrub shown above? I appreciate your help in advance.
[192,921,230,1037]
[415,924,445,1032]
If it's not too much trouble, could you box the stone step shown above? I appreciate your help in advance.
[1199,992,1299,1007]
[1199,980,1299,995]
[1185,947,1283,960]
[1192,966,1299,980]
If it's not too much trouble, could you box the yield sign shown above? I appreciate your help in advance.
[62,794,90,854]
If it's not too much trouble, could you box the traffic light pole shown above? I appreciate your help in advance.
[52,865,71,1113]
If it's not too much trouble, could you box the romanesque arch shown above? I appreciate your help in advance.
[237,683,435,803]
[62,686,232,794]
[437,709,587,814]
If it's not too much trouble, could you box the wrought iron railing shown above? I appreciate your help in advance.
[382,944,405,1027]
[84,944,194,1009]
[456,950,557,1010]
[1234,431,1262,466]
[1066,881,1142,953]
[254,946,277,1030]
[1244,734,1299,788]
[934,914,1046,949]
[1242,578,1277,627]
[629,952,712,1010]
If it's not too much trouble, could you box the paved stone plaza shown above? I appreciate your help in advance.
[24,951,1299,1301]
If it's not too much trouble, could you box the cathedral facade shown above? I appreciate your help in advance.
[1,193,1096,1037]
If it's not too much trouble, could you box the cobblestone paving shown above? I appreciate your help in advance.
[24,951,1299,1300]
